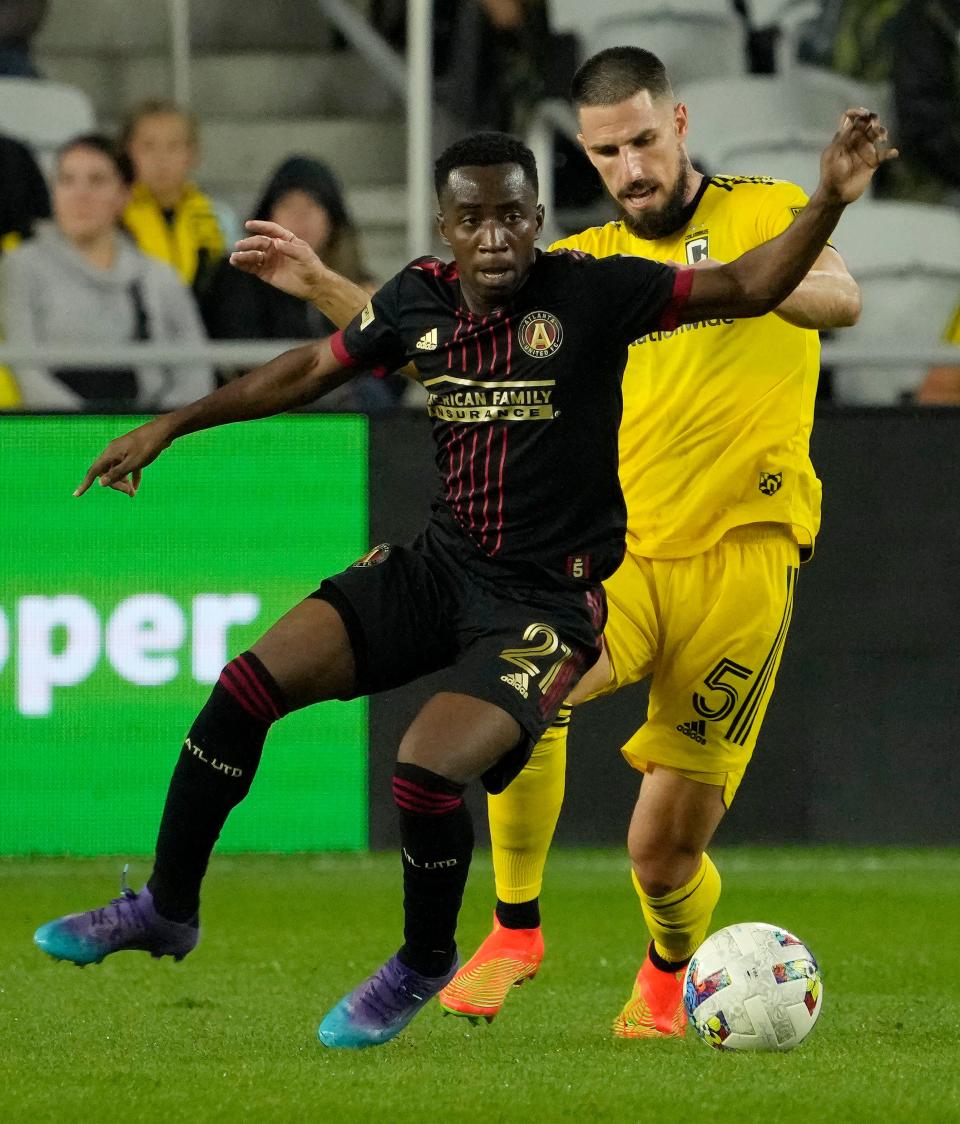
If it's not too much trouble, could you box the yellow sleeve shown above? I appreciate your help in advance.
[548,228,600,255]
[754,182,813,242]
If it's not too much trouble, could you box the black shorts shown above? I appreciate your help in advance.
[312,523,606,793]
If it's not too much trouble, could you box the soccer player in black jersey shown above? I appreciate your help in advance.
[34,122,894,1049]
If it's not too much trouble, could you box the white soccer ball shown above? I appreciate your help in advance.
[683,922,823,1052]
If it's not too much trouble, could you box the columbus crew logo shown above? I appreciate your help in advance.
[759,471,783,495]
[517,311,563,358]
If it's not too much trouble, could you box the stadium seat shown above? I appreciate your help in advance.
[829,202,960,405]
[739,0,821,72]
[678,69,889,182]
[0,78,95,170]
[549,0,746,85]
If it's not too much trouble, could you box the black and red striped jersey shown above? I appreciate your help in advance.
[331,248,690,586]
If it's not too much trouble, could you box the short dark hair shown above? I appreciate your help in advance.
[58,133,135,186]
[433,131,538,200]
[571,46,673,108]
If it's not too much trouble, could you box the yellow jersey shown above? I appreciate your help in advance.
[123,182,226,288]
[551,175,822,559]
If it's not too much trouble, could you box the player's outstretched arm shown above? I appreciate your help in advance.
[678,110,896,324]
[74,339,353,498]
[231,220,371,328]
[775,246,861,329]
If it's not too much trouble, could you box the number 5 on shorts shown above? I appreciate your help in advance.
[692,657,753,722]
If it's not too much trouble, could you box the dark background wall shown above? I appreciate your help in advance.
[366,409,960,847]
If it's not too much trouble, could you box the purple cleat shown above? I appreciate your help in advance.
[33,870,199,967]
[317,952,458,1049]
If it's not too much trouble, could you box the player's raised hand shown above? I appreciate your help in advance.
[74,419,173,498]
[818,109,898,205]
[230,220,330,301]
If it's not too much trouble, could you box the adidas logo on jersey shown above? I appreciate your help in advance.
[416,327,438,351]
[676,719,707,744]
[500,671,530,698]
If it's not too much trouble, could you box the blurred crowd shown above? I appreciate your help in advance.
[0,91,404,412]
[0,0,958,410]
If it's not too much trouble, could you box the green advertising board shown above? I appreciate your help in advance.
[0,415,369,855]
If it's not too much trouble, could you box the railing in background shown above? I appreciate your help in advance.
[162,0,436,261]
[313,0,435,259]
[1,341,957,402]
[525,98,581,247]
[167,0,192,107]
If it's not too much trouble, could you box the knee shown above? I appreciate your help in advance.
[629,839,703,898]
[216,652,288,725]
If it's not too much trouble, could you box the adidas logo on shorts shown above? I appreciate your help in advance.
[676,718,707,745]
[500,671,530,698]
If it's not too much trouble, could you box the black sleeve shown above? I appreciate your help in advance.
[578,254,687,344]
[0,136,51,238]
[330,271,408,375]
[201,261,266,339]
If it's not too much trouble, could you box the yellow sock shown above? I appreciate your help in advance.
[488,707,569,904]
[634,853,721,964]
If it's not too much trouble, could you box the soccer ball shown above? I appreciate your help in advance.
[683,922,823,1052]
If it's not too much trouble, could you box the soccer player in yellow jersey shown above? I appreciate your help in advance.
[435,46,863,1037]
[230,47,879,1039]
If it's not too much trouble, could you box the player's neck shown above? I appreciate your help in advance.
[458,274,530,317]
[684,167,705,206]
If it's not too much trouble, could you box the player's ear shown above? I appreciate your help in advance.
[436,211,451,247]
[576,132,599,171]
[674,102,689,140]
[535,203,544,239]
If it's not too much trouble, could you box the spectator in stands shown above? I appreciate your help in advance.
[888,0,960,205]
[203,155,403,412]
[0,133,214,411]
[0,131,48,253]
[0,0,46,77]
[796,0,904,80]
[916,305,960,404]
[121,100,239,296]
[371,0,555,131]
[0,131,49,407]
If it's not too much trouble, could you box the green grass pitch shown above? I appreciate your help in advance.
[3,848,958,1123]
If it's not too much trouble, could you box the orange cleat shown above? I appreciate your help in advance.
[612,949,687,1039]
[439,916,544,1023]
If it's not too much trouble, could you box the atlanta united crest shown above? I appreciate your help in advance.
[518,310,563,358]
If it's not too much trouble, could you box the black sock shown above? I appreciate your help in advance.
[148,652,287,922]
[648,940,691,974]
[495,898,541,930]
[393,762,473,978]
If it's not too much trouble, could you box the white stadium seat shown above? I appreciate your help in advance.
[0,77,96,170]
[678,69,889,183]
[828,203,960,405]
[549,0,746,84]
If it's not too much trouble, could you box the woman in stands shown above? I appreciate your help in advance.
[202,155,404,412]
[0,134,214,411]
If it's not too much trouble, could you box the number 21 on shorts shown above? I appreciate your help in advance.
[500,623,573,694]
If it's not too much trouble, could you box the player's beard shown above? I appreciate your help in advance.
[618,158,692,241]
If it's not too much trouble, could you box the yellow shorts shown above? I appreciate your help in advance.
[587,523,800,807]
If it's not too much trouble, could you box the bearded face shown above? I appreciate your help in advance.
[617,151,692,240]
[578,92,698,242]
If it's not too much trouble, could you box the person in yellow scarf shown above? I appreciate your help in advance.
[120,100,238,296]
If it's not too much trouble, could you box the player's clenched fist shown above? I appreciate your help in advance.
[74,418,174,498]
[818,108,898,205]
